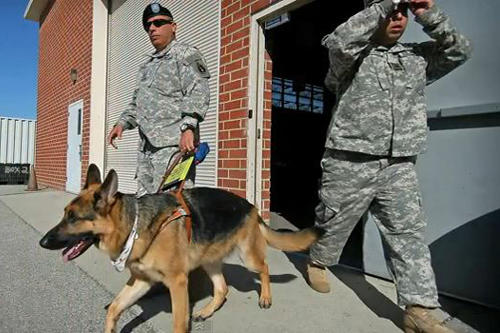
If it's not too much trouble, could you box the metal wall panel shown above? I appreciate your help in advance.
[0,117,36,164]
[362,113,500,309]
[401,0,500,111]
[106,0,220,193]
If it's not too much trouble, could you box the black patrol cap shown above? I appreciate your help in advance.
[142,3,173,31]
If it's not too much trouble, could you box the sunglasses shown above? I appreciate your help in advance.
[398,3,410,10]
[144,19,173,31]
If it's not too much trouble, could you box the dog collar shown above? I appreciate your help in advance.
[111,200,139,272]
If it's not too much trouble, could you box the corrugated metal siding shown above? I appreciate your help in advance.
[106,0,220,193]
[0,117,36,164]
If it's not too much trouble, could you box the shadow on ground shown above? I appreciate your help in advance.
[283,251,405,330]
[428,209,500,333]
[119,263,297,332]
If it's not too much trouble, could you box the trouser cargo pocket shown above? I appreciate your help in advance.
[315,188,341,224]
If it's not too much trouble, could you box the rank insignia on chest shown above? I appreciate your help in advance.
[389,60,404,71]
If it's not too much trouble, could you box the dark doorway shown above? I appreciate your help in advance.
[266,0,364,228]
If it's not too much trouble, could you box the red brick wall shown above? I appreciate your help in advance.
[219,0,276,220]
[36,0,92,190]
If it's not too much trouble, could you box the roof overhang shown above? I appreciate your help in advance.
[24,0,51,22]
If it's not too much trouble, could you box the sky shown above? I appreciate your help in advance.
[0,2,39,120]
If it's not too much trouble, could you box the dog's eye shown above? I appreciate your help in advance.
[66,211,78,223]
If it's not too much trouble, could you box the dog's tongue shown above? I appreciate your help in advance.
[62,239,92,262]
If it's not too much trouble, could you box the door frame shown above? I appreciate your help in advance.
[246,0,314,208]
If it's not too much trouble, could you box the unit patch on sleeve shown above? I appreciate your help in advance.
[184,53,210,79]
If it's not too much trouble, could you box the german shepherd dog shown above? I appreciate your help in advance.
[39,164,320,333]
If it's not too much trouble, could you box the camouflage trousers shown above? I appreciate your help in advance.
[136,140,195,197]
[310,149,439,307]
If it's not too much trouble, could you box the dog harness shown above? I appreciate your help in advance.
[110,151,197,272]
[111,200,140,272]
[157,150,195,242]
[157,186,192,242]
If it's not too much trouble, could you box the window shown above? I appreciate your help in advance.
[77,109,82,135]
[272,77,324,113]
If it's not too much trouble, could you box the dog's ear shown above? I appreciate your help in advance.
[84,164,102,189]
[94,169,118,209]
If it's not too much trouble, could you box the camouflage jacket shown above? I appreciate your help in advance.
[323,0,472,156]
[117,40,210,148]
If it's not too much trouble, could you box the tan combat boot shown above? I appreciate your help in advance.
[306,262,331,293]
[404,305,455,333]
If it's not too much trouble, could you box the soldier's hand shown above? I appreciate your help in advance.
[409,0,434,17]
[179,130,195,153]
[107,125,123,149]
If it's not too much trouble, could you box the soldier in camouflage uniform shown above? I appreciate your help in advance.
[107,3,210,196]
[307,0,471,332]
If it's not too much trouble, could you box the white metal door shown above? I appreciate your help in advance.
[66,100,83,193]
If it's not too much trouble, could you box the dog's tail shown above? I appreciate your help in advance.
[257,215,323,252]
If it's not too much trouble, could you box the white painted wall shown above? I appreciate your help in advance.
[88,0,109,172]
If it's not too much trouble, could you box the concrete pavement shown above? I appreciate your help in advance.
[0,185,497,333]
[0,191,154,333]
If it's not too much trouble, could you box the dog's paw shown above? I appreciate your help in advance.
[192,314,208,322]
[258,296,272,309]
[192,310,212,322]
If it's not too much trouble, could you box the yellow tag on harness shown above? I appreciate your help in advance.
[164,156,194,186]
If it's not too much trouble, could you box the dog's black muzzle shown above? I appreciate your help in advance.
[39,226,70,250]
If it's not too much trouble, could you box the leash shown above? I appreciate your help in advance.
[110,146,204,272]
[110,187,191,272]
[156,150,193,243]
[120,144,208,254]
[156,180,192,243]
[156,150,184,193]
[156,143,209,193]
